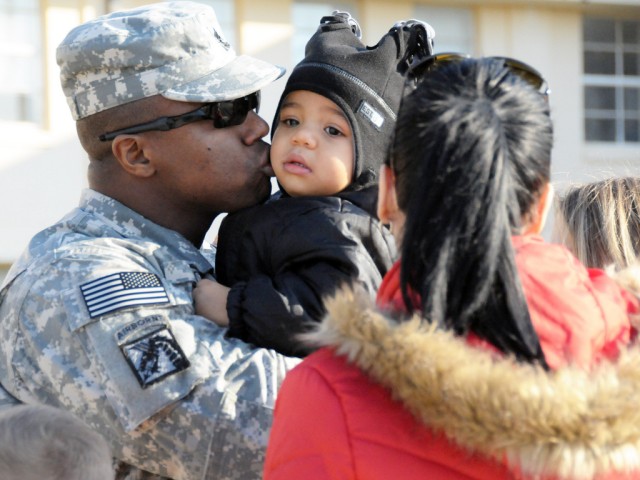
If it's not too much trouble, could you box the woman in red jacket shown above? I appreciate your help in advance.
[263,56,640,479]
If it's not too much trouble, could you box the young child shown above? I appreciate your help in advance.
[0,404,114,480]
[193,12,435,356]
[555,177,640,270]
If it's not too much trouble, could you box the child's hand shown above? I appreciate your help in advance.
[193,278,230,327]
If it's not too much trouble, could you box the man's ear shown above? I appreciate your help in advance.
[111,136,156,178]
[377,164,399,224]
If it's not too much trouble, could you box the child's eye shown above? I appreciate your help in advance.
[325,126,343,136]
[282,118,299,127]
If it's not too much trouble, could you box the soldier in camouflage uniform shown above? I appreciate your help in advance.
[0,2,299,479]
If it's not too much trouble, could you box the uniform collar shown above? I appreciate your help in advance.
[80,189,214,275]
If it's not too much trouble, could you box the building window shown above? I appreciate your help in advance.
[583,17,640,143]
[414,6,473,54]
[292,1,358,64]
[0,0,42,124]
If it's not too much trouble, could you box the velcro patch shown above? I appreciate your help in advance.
[81,272,170,318]
[121,326,190,389]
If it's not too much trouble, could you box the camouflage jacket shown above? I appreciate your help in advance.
[0,189,299,480]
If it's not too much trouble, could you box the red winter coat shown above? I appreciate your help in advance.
[264,236,640,480]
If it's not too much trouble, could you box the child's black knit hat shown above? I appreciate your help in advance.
[273,12,435,191]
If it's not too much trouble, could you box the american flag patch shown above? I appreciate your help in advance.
[81,272,170,318]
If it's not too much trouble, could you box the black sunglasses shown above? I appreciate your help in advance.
[99,91,261,141]
[407,52,550,97]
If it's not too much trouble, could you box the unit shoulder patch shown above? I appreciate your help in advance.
[121,326,190,388]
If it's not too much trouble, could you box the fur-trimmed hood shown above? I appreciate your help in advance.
[305,287,640,480]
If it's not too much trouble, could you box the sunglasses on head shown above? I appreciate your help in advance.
[98,91,261,141]
[407,52,550,97]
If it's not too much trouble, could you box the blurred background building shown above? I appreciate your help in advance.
[1,0,640,282]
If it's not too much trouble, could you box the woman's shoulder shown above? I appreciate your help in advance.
[512,234,635,368]
[290,347,370,387]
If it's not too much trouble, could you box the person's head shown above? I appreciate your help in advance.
[555,177,640,269]
[0,404,114,480]
[56,2,285,242]
[271,12,435,197]
[379,56,553,365]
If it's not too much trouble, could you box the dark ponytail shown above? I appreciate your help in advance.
[390,58,552,365]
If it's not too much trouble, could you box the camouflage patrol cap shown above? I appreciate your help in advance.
[57,1,285,120]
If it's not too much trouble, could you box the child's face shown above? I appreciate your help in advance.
[271,90,354,197]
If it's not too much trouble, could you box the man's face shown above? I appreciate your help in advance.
[142,96,274,215]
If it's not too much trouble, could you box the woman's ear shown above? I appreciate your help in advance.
[378,164,406,242]
[377,164,398,224]
[111,135,156,178]
[524,182,554,235]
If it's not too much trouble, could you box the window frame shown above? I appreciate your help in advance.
[583,16,640,144]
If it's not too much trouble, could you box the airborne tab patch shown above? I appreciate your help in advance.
[81,272,170,318]
[121,326,190,389]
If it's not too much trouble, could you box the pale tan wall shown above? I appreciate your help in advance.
[237,0,295,121]
[1,0,95,264]
[0,265,9,286]
[358,2,415,44]
[540,10,585,189]
[42,0,108,131]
